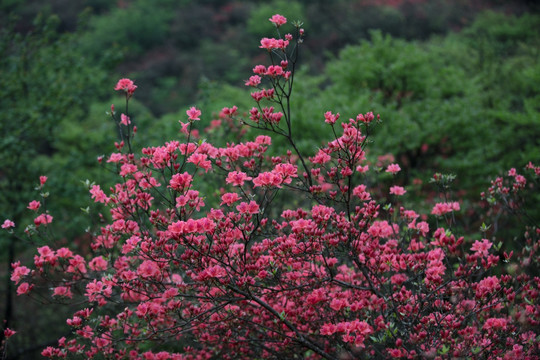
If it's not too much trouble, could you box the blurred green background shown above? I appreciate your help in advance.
[1,0,539,357]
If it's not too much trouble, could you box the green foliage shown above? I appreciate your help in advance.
[77,0,179,60]
[0,14,109,234]
[328,30,431,101]
[0,13,112,358]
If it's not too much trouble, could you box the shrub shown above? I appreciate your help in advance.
[2,14,539,359]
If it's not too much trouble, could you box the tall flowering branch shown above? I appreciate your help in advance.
[112,78,138,153]
[244,15,314,188]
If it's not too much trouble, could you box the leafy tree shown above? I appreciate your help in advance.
[0,13,111,355]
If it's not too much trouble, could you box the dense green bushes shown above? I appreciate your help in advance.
[296,11,539,194]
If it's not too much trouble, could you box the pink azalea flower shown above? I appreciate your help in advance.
[34,214,53,227]
[16,282,31,295]
[259,38,289,51]
[475,276,500,298]
[253,65,266,74]
[253,171,282,188]
[169,172,193,191]
[324,111,340,125]
[120,113,131,126]
[89,256,109,271]
[114,78,137,96]
[10,264,30,284]
[471,239,492,257]
[3,328,16,339]
[186,106,201,121]
[90,185,110,204]
[386,163,401,174]
[221,193,241,206]
[27,200,41,211]
[53,286,73,298]
[236,201,259,215]
[356,112,375,123]
[269,14,287,27]
[138,260,161,279]
[226,171,252,186]
[2,219,15,229]
[431,201,460,216]
[245,75,261,87]
[389,185,406,196]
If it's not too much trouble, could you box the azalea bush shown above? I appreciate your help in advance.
[2,14,539,359]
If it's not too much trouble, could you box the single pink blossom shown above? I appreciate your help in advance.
[27,200,41,211]
[2,219,15,229]
[186,106,202,121]
[53,286,73,298]
[17,282,31,295]
[120,113,131,126]
[3,328,16,339]
[471,239,492,257]
[386,164,401,174]
[389,186,406,196]
[221,193,241,206]
[245,75,261,87]
[324,111,340,125]
[269,14,287,27]
[90,185,110,204]
[89,256,109,271]
[114,78,137,96]
[226,171,252,186]
[253,65,266,74]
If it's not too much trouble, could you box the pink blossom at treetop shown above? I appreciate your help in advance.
[324,111,340,125]
[114,78,137,96]
[269,14,287,27]
[356,112,375,123]
[186,106,201,121]
[39,175,48,186]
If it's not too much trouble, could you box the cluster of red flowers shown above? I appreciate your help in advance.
[2,13,539,360]
[114,78,137,97]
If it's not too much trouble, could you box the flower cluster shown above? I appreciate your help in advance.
[4,13,539,360]
[114,78,137,96]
